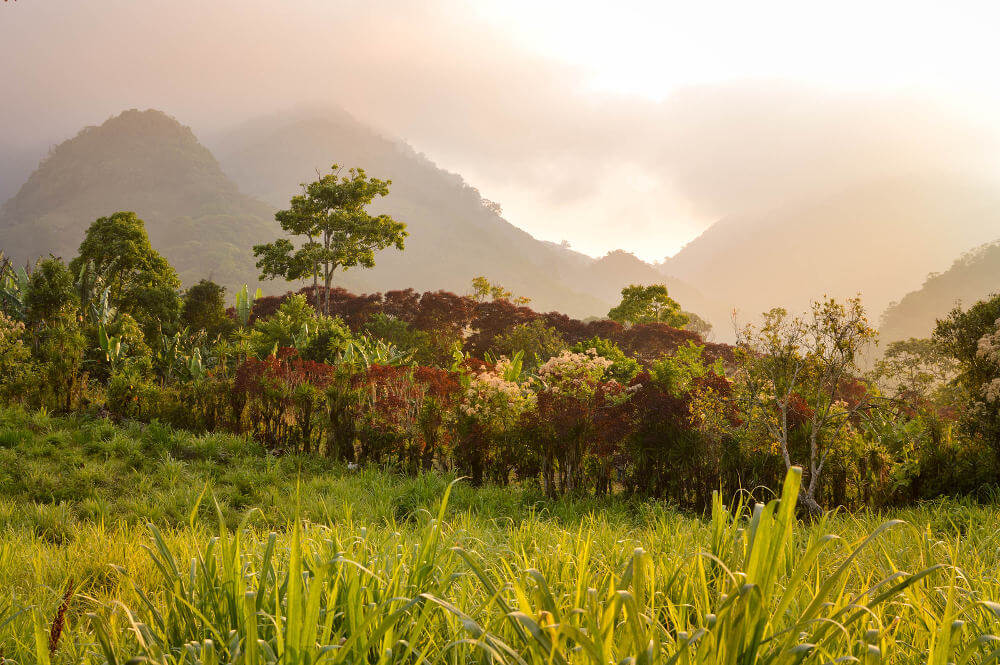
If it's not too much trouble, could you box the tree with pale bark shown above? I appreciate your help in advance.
[735,296,878,513]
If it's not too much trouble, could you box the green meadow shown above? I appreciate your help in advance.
[4,407,1000,664]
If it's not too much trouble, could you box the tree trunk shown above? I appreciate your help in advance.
[799,486,823,515]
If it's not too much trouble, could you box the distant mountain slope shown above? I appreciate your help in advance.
[662,176,1000,324]
[0,141,45,205]
[0,109,276,291]
[880,240,1000,342]
[210,110,714,319]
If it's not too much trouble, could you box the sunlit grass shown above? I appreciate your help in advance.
[3,407,1000,663]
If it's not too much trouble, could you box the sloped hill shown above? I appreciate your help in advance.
[880,240,1000,342]
[211,110,625,316]
[0,109,276,290]
[211,110,722,320]
[577,249,716,323]
[0,107,714,321]
[663,175,1000,323]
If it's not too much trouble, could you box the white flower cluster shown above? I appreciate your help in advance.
[977,318,1000,402]
[458,359,535,430]
[537,349,614,398]
[538,349,614,385]
[977,318,1000,363]
[985,379,1000,403]
[0,311,25,341]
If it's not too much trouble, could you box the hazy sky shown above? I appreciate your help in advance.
[4,0,1000,260]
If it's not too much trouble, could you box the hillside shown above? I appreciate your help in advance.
[0,107,714,320]
[210,109,713,319]
[663,176,1000,325]
[880,240,1000,342]
[0,109,276,291]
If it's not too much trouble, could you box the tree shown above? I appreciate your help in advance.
[873,337,958,403]
[24,258,79,329]
[608,284,688,328]
[254,165,408,316]
[935,293,1000,461]
[682,311,713,339]
[491,319,565,368]
[69,212,181,338]
[735,296,878,513]
[470,276,531,306]
[181,279,232,338]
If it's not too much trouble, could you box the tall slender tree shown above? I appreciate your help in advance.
[253,165,408,315]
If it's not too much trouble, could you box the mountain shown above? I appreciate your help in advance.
[662,175,1000,326]
[0,109,276,291]
[210,109,714,318]
[0,107,714,321]
[0,140,45,205]
[880,240,1000,342]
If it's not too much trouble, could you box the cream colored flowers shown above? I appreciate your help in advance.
[457,358,535,432]
[977,318,1000,402]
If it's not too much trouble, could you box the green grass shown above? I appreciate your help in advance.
[3,406,1000,663]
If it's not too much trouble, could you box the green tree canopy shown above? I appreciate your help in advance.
[253,165,408,315]
[608,284,689,328]
[470,276,531,306]
[934,293,1000,457]
[69,211,181,338]
[24,258,79,328]
[491,319,566,368]
[181,279,232,338]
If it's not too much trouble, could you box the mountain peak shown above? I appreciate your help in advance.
[0,109,274,288]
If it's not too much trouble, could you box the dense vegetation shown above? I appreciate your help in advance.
[3,171,1000,511]
[5,159,1000,662]
[0,109,277,292]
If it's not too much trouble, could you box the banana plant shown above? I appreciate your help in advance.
[89,287,114,326]
[0,253,29,321]
[291,322,311,350]
[234,284,262,328]
[183,347,205,381]
[337,335,412,369]
[157,330,182,382]
[484,349,525,381]
[156,328,213,382]
[97,323,124,370]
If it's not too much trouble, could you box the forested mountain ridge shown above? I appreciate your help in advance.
[880,239,1000,342]
[0,108,276,290]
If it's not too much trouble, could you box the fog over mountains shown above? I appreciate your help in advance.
[663,174,1000,334]
[1,105,998,341]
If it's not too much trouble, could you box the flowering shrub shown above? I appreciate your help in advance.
[977,318,1000,402]
[532,349,632,496]
[537,349,614,396]
[0,312,32,402]
[453,356,536,484]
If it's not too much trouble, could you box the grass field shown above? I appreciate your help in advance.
[4,406,1000,664]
